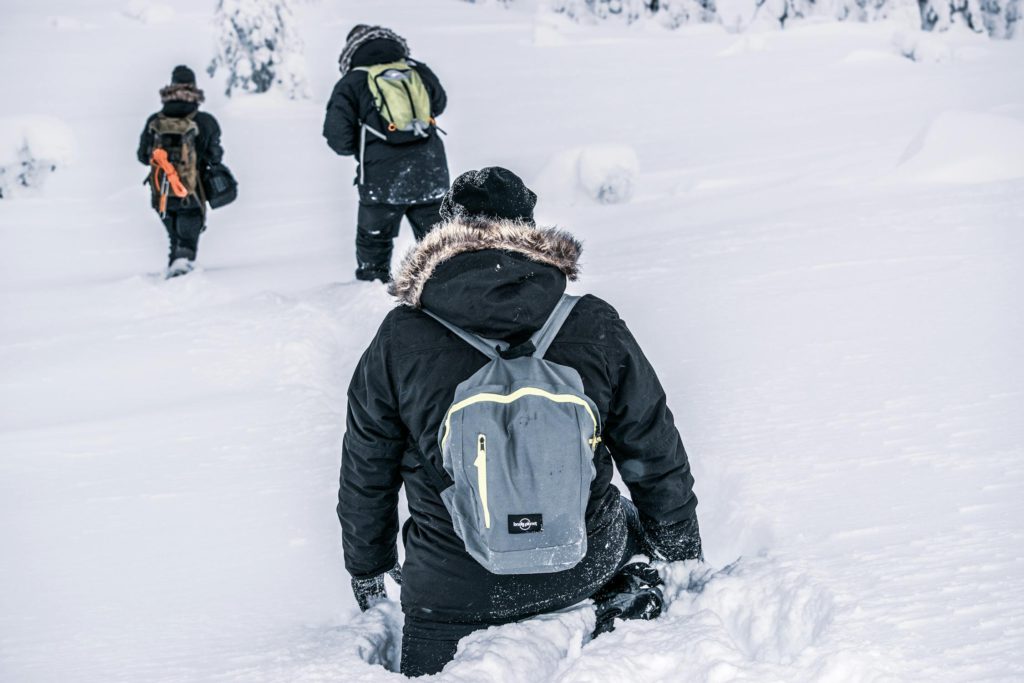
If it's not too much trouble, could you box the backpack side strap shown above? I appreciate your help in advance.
[421,309,509,360]
[530,294,581,360]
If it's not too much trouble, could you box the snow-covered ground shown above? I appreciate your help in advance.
[2,1,1022,681]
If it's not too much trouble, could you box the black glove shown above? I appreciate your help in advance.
[641,515,704,562]
[592,561,665,637]
[350,562,403,612]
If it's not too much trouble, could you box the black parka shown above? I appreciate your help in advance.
[323,39,449,206]
[339,219,698,625]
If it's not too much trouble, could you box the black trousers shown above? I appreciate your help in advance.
[356,201,442,271]
[399,498,646,677]
[160,207,205,264]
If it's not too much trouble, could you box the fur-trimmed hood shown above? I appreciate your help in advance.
[160,83,205,105]
[390,217,581,308]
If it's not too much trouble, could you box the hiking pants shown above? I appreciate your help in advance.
[399,498,646,677]
[355,200,442,271]
[161,207,205,263]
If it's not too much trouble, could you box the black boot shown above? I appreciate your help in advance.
[356,263,391,284]
[592,561,664,637]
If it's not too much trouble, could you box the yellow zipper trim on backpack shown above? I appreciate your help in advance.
[475,434,490,529]
[441,387,599,451]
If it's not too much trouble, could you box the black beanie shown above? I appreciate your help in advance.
[347,24,371,40]
[171,65,196,85]
[440,167,538,225]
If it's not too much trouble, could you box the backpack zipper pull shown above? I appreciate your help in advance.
[475,434,490,529]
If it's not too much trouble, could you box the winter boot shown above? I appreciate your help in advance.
[355,263,391,284]
[592,561,664,637]
[166,257,194,279]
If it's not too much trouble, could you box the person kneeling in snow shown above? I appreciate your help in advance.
[136,65,224,278]
[338,167,702,677]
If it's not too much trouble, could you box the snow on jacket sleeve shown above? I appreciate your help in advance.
[601,308,700,556]
[412,61,447,117]
[323,78,360,157]
[338,315,406,579]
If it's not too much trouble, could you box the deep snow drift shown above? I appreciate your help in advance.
[1,1,1022,682]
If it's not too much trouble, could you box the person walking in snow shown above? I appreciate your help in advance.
[323,25,450,284]
[137,65,224,278]
[337,167,702,677]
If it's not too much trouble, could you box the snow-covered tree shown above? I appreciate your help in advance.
[207,0,310,99]
[549,0,717,25]
[0,117,75,199]
[539,0,1017,34]
[978,0,1020,35]
[917,0,985,31]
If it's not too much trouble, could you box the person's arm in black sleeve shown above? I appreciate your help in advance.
[197,113,224,166]
[601,305,702,561]
[323,78,360,157]
[338,314,407,608]
[137,115,155,165]
[413,61,447,117]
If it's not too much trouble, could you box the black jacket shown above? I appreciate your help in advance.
[136,101,223,169]
[339,218,699,625]
[323,39,449,206]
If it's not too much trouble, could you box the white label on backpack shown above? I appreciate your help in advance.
[508,514,544,534]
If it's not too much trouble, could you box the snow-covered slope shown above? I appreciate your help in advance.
[1,2,1022,681]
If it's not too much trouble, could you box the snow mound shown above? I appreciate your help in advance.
[718,34,769,57]
[48,16,96,31]
[0,116,76,199]
[535,144,639,206]
[121,0,175,24]
[661,559,835,664]
[444,605,594,682]
[895,110,1024,184]
[893,30,954,63]
[840,49,908,66]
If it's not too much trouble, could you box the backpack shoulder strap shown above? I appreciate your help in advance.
[530,294,581,360]
[421,309,508,360]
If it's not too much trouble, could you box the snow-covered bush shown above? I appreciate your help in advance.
[895,110,1024,183]
[578,145,639,203]
[534,144,639,205]
[207,0,310,99]
[121,0,175,24]
[0,117,75,199]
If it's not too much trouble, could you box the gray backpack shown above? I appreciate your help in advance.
[423,295,600,575]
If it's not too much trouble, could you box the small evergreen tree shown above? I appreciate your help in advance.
[208,0,310,99]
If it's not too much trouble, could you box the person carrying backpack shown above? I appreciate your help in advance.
[338,167,702,677]
[323,25,450,284]
[137,65,224,278]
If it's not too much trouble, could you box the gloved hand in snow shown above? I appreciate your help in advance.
[592,561,665,637]
[622,497,704,563]
[642,515,704,562]
[351,562,403,612]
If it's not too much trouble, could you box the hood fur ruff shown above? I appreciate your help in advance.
[390,218,582,308]
[159,83,205,105]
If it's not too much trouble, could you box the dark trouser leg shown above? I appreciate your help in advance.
[619,497,647,564]
[161,213,180,265]
[400,616,481,677]
[355,202,405,275]
[163,208,205,263]
[404,200,443,241]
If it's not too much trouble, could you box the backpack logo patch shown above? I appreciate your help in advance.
[508,514,543,534]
